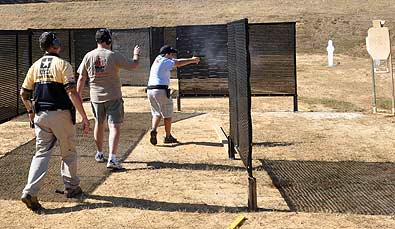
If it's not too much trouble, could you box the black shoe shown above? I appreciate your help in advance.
[150,130,157,145]
[164,134,178,144]
[65,186,83,198]
[21,193,42,211]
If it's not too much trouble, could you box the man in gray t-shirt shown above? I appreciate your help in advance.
[76,28,140,170]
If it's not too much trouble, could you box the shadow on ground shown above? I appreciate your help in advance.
[252,142,295,147]
[40,193,291,215]
[123,161,246,172]
[0,112,203,202]
[155,141,223,148]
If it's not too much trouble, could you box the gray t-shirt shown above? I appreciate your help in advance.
[77,47,136,102]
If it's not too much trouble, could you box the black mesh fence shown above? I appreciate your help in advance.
[174,22,297,105]
[112,28,151,86]
[227,19,252,174]
[0,32,19,122]
[72,29,97,100]
[249,22,296,95]
[227,23,239,150]
[164,27,178,79]
[0,31,31,123]
[17,32,31,114]
[149,27,164,67]
[0,23,296,123]
[0,0,45,3]
[176,24,228,96]
[71,29,97,75]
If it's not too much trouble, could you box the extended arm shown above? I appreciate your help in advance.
[132,45,140,65]
[20,88,34,122]
[119,45,141,70]
[76,74,87,99]
[174,56,200,67]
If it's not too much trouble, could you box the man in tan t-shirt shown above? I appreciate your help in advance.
[77,28,140,170]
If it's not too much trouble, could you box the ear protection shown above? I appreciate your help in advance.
[49,32,61,49]
[39,31,61,51]
[96,28,112,45]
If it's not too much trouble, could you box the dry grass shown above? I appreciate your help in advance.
[1,1,395,228]
[0,0,395,55]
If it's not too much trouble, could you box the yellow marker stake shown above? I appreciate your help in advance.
[226,215,246,229]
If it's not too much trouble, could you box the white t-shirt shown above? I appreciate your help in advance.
[148,55,175,86]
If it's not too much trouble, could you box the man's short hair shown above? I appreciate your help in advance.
[39,32,61,51]
[159,45,178,55]
[95,28,112,45]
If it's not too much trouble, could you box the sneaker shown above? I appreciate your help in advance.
[21,193,42,211]
[64,186,83,198]
[150,130,157,145]
[107,159,123,170]
[95,153,105,163]
[164,134,178,144]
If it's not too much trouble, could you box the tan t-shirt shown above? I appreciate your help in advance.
[77,47,136,102]
[22,54,75,110]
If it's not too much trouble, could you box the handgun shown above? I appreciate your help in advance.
[191,51,205,58]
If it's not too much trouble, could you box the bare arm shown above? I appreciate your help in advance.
[20,88,34,122]
[132,45,140,66]
[66,87,90,133]
[119,45,141,70]
[174,57,200,67]
[76,74,87,99]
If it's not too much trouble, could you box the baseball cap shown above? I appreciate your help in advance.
[159,45,178,55]
[95,28,112,44]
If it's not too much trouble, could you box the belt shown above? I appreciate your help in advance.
[37,107,68,112]
[147,85,168,90]
[39,109,66,112]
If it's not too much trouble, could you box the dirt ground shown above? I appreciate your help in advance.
[0,54,394,228]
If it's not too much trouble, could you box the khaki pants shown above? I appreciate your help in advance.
[22,110,79,196]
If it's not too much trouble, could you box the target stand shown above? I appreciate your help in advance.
[366,20,395,115]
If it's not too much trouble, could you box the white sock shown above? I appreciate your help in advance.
[109,154,116,161]
[96,151,103,156]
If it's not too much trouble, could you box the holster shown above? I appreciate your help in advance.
[30,99,36,128]
[31,99,38,114]
[70,106,76,125]
[166,89,171,98]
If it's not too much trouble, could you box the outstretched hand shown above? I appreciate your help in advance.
[191,56,200,64]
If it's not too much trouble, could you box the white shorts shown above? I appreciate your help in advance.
[147,89,173,118]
